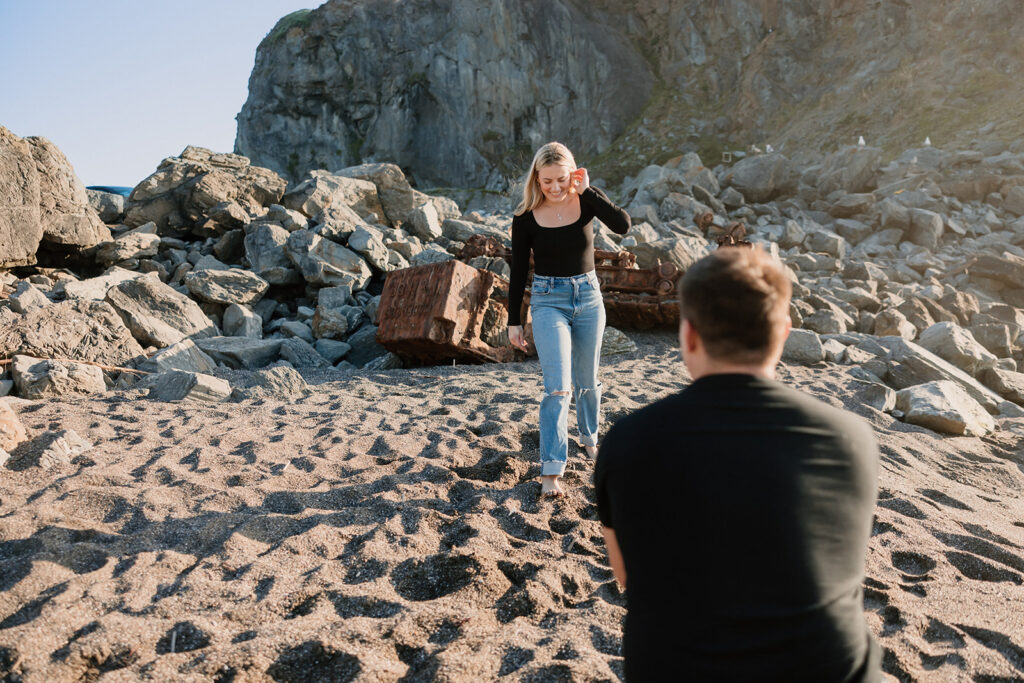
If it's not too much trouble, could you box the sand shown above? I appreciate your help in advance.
[0,330,1022,682]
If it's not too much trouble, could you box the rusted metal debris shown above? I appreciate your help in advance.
[457,238,682,329]
[377,258,528,364]
[593,251,681,329]
[378,230,693,364]
[695,211,715,233]
[458,234,510,261]
[714,222,753,248]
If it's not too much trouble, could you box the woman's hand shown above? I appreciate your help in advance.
[572,167,590,194]
[508,325,528,352]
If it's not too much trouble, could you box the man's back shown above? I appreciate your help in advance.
[595,373,880,682]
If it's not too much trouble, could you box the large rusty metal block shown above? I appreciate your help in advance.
[595,252,681,329]
[377,259,520,364]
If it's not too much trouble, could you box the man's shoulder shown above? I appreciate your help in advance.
[603,391,687,448]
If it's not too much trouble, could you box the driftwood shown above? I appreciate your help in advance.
[0,357,151,375]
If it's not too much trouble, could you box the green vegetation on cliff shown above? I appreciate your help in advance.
[264,9,312,45]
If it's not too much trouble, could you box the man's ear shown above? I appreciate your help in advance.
[681,319,700,353]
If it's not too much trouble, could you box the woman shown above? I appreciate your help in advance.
[508,142,631,498]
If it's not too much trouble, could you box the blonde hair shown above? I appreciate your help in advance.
[513,142,577,215]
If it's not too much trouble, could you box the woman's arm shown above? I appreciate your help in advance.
[507,214,531,327]
[580,185,631,235]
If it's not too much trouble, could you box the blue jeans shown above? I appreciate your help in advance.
[530,271,605,476]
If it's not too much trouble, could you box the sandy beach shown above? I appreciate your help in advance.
[1,330,1022,682]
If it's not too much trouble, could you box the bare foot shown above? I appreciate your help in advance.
[584,445,598,460]
[540,475,564,498]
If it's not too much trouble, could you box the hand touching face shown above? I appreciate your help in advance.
[572,167,590,194]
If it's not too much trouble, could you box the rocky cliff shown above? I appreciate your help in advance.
[235,0,653,188]
[237,0,1024,188]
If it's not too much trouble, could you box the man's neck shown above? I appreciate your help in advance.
[689,361,776,381]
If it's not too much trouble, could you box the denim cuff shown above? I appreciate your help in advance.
[541,460,567,477]
[578,434,599,448]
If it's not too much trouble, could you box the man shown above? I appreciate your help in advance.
[595,247,880,682]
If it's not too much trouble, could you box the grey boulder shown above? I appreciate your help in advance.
[782,329,825,364]
[12,355,106,399]
[0,299,144,366]
[280,337,330,369]
[628,235,710,271]
[721,153,794,203]
[282,173,383,220]
[10,282,50,314]
[87,188,126,223]
[878,336,1003,414]
[194,336,283,369]
[244,223,301,285]
[96,229,161,265]
[139,339,218,374]
[916,322,996,378]
[223,304,263,339]
[285,229,372,289]
[106,274,218,348]
[184,269,269,306]
[895,380,995,436]
[149,370,231,402]
[60,267,147,301]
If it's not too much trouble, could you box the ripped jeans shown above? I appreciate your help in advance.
[530,271,605,476]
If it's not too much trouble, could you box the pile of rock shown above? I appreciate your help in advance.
[614,142,1024,435]
[4,128,1024,440]
[1,143,518,406]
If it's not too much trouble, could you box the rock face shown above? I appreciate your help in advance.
[29,136,111,249]
[237,2,1024,186]
[0,126,43,267]
[1,126,108,267]
[235,0,654,187]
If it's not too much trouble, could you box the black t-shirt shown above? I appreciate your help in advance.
[595,373,881,682]
[508,186,630,325]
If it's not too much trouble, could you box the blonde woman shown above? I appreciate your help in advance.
[507,142,630,498]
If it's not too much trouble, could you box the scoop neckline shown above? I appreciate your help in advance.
[530,201,584,229]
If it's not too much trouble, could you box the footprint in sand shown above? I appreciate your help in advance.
[428,619,465,645]
[891,550,937,577]
[945,551,1023,584]
[918,488,973,511]
[877,497,928,520]
[266,641,361,682]
[954,624,1024,665]
[155,621,210,654]
[933,532,1024,574]
[498,646,534,676]
[391,554,480,601]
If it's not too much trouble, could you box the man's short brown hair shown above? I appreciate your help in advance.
[678,247,792,363]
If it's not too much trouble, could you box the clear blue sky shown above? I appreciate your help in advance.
[0,0,316,187]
